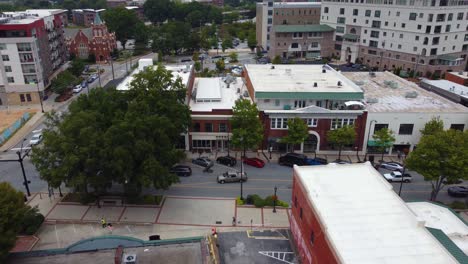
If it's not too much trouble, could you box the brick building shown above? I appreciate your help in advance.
[290,163,460,263]
[65,14,116,63]
[72,9,105,27]
[243,64,367,154]
[445,71,468,86]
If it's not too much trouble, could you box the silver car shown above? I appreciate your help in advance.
[217,171,247,184]
[380,162,404,172]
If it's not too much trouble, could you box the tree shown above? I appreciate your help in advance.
[194,61,201,72]
[134,22,149,45]
[247,32,257,51]
[192,52,200,61]
[327,125,357,161]
[229,52,238,62]
[272,55,281,64]
[215,59,225,73]
[420,117,444,137]
[103,7,139,49]
[230,99,264,156]
[406,129,468,201]
[51,70,77,95]
[0,182,28,261]
[373,127,395,162]
[31,66,191,199]
[69,59,85,77]
[280,118,309,153]
[221,36,233,52]
[144,0,175,24]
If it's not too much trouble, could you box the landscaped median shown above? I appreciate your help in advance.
[61,192,164,206]
[237,194,289,208]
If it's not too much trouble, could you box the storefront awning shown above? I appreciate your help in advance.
[368,140,393,147]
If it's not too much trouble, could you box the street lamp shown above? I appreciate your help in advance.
[273,186,277,213]
[365,120,377,162]
[0,138,32,196]
[398,153,407,196]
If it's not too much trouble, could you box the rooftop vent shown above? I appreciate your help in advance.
[458,71,463,75]
[322,69,326,73]
[384,80,398,89]
[367,98,379,104]
[271,65,275,70]
[337,81,342,86]
[405,91,418,98]
[313,82,318,87]
[354,81,365,86]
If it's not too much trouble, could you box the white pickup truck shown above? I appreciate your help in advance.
[383,171,412,183]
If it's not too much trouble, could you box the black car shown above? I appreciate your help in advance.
[170,165,192,177]
[279,153,308,167]
[216,156,237,166]
[447,186,468,197]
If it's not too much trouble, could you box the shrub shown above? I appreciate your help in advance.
[142,195,155,204]
[19,206,45,235]
[246,194,261,205]
[450,201,466,210]
[253,196,265,208]
[236,196,244,205]
[277,200,289,208]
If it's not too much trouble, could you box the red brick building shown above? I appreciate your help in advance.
[65,13,116,63]
[445,71,468,86]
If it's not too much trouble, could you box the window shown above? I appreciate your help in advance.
[324,7,329,13]
[402,23,406,28]
[432,37,440,45]
[20,94,25,102]
[375,10,381,17]
[372,21,381,28]
[294,100,306,108]
[436,14,446,22]
[340,8,345,15]
[2,55,9,61]
[409,13,417,20]
[337,17,346,24]
[448,13,453,21]
[306,118,318,127]
[374,124,388,133]
[267,18,272,24]
[310,231,315,244]
[370,31,380,38]
[4,66,11,72]
[219,123,227,132]
[445,25,451,32]
[7,77,14,83]
[368,50,376,55]
[365,10,371,17]
[205,123,213,132]
[465,34,468,41]
[396,11,400,16]
[268,10,272,16]
[400,34,403,38]
[192,140,212,149]
[291,43,299,48]
[275,99,280,106]
[293,32,303,39]
[353,9,358,16]
[428,14,433,22]
[413,46,418,51]
[398,124,414,135]
[415,36,420,41]
[0,43,5,50]
[457,12,463,20]
[336,26,345,33]
[193,123,200,132]
[417,25,422,30]
[300,208,303,219]
[430,48,438,55]
[26,94,31,102]
[16,43,31,51]
[434,25,442,33]
[331,119,355,130]
[271,118,289,129]
[450,124,465,131]
[369,40,379,47]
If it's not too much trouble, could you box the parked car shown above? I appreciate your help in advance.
[81,80,88,88]
[192,157,213,167]
[379,162,404,172]
[170,165,192,177]
[243,157,265,168]
[334,159,352,164]
[216,156,237,166]
[278,153,309,167]
[29,133,43,145]
[447,186,468,197]
[82,65,90,73]
[211,55,222,59]
[383,171,412,182]
[73,84,82,93]
[231,67,242,75]
[87,74,98,83]
[305,157,328,165]
[181,58,192,63]
[217,171,247,184]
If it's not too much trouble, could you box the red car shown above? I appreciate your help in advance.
[243,157,265,168]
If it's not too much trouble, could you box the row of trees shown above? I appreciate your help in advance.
[143,0,222,25]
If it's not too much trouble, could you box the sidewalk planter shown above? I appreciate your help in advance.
[244,194,289,208]
[0,112,33,146]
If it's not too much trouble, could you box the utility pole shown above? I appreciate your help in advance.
[35,80,45,113]
[0,138,32,196]
[109,56,115,80]
[97,64,102,88]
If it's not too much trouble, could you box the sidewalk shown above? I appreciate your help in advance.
[26,193,289,250]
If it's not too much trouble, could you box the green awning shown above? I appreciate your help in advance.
[367,140,393,147]
[426,227,468,264]
[438,54,458,61]
[343,33,359,40]
[274,24,335,33]
[255,91,364,100]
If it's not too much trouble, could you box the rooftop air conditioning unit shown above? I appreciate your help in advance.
[405,91,418,98]
[123,253,137,264]
[322,69,326,73]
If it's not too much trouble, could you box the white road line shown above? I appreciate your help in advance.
[55,224,60,248]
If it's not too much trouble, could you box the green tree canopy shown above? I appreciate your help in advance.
[420,117,444,137]
[281,118,309,153]
[215,59,225,72]
[247,32,257,51]
[229,52,238,62]
[31,66,191,198]
[327,125,357,160]
[230,99,264,155]
[373,127,395,161]
[69,59,85,77]
[406,124,468,201]
[144,0,175,24]
[103,7,139,49]
[0,182,28,261]
[50,70,77,95]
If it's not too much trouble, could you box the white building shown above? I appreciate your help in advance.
[420,78,468,107]
[320,0,468,75]
[343,71,468,154]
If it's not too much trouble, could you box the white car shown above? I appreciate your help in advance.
[383,171,412,183]
[29,133,43,145]
[379,162,404,172]
[73,84,82,93]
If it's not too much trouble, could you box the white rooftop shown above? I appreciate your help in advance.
[421,79,468,100]
[343,71,468,113]
[448,71,468,80]
[408,202,468,255]
[116,59,192,91]
[25,9,67,17]
[190,77,248,112]
[294,162,458,264]
[244,64,363,94]
[274,1,321,8]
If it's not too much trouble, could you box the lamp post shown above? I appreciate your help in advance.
[365,120,377,161]
[0,138,32,196]
[398,153,407,196]
[97,64,102,88]
[109,56,115,81]
[273,186,277,213]
[355,146,360,162]
[35,80,45,113]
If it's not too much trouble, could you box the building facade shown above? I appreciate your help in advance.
[0,9,67,106]
[66,14,117,63]
[445,71,468,86]
[72,9,105,27]
[257,1,335,59]
[244,64,368,153]
[320,0,468,76]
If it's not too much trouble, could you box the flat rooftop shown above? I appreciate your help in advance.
[244,64,363,100]
[408,202,468,256]
[448,71,468,80]
[116,59,192,91]
[343,71,468,113]
[190,77,248,112]
[421,79,468,100]
[294,162,458,264]
[274,1,321,8]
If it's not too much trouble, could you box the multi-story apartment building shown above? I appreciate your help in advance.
[72,9,105,27]
[0,9,67,106]
[321,0,468,76]
[257,1,335,59]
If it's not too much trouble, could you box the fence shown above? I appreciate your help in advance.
[0,112,31,145]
